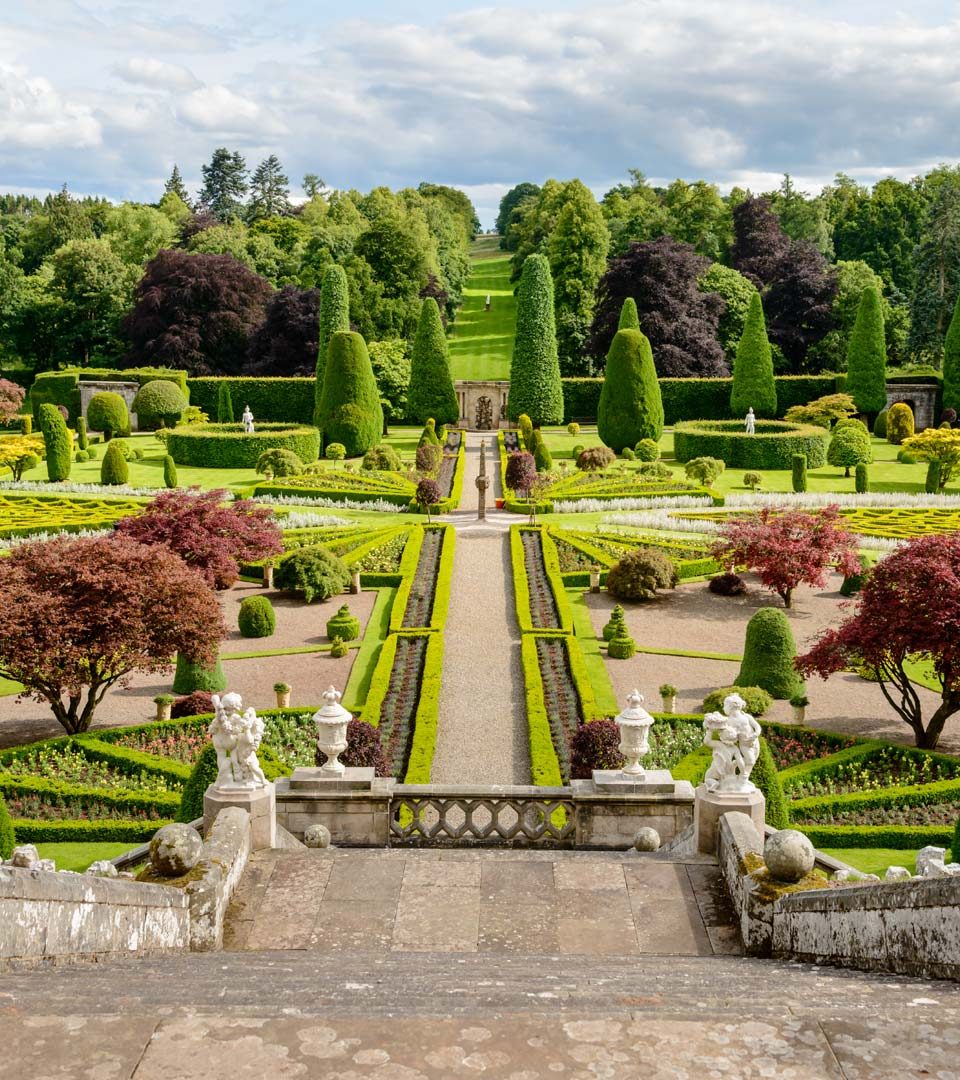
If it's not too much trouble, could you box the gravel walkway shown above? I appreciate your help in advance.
[432,432,530,783]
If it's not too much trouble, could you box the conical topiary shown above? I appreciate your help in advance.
[597,328,664,453]
[845,286,888,417]
[735,607,804,700]
[507,254,564,425]
[607,630,636,660]
[532,430,552,472]
[326,603,360,641]
[100,441,129,486]
[418,418,441,446]
[944,293,960,416]
[730,292,777,419]
[163,454,178,488]
[407,298,459,425]
[618,297,640,330]
[314,265,350,428]
[317,331,383,457]
[602,605,626,641]
[172,652,226,695]
[217,382,235,423]
[76,416,88,451]
[38,404,72,482]
[518,413,534,451]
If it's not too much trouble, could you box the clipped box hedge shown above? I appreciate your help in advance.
[796,824,954,850]
[31,368,189,423]
[165,423,320,469]
[187,377,315,425]
[11,818,169,844]
[673,418,828,469]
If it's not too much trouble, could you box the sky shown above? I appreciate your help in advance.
[2,1,960,228]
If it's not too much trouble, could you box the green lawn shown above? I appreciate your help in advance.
[448,240,516,382]
[820,848,921,876]
[35,842,137,873]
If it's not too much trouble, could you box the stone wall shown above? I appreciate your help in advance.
[187,806,252,952]
[0,864,188,968]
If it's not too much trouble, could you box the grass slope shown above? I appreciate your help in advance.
[35,841,136,872]
[448,237,517,382]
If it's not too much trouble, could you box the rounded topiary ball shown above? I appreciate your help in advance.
[149,823,203,877]
[634,827,661,852]
[238,595,276,638]
[87,391,129,437]
[131,380,188,429]
[304,824,331,849]
[764,829,815,883]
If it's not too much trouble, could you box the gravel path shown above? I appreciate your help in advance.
[432,432,530,783]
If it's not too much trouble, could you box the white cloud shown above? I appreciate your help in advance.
[0,63,100,149]
[115,58,200,92]
[177,84,288,135]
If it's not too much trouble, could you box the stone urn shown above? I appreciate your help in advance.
[153,694,173,723]
[589,564,602,593]
[350,569,362,595]
[274,682,291,709]
[659,684,677,714]
[615,690,655,777]
[314,685,351,776]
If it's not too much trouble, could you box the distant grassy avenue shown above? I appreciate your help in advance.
[447,236,517,381]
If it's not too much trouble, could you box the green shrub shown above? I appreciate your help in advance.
[855,462,869,493]
[407,297,458,425]
[886,402,915,444]
[330,636,349,658]
[736,607,804,700]
[74,450,88,463]
[607,631,636,659]
[827,424,872,476]
[532,431,553,471]
[730,292,777,418]
[897,448,918,464]
[317,331,382,457]
[132,380,188,429]
[163,454,178,488]
[753,737,789,828]
[701,685,772,717]
[325,442,346,460]
[571,442,585,460]
[38,403,72,482]
[416,442,442,475]
[0,793,14,859]
[100,442,129,486]
[87,392,129,439]
[840,553,874,597]
[873,409,888,438]
[217,382,235,424]
[674,419,828,470]
[684,456,725,486]
[256,448,303,477]
[602,604,627,641]
[185,377,312,426]
[314,265,351,427]
[606,548,678,601]
[165,423,320,469]
[635,438,659,462]
[743,471,762,491]
[517,413,534,451]
[567,422,580,436]
[577,446,616,471]
[172,653,226,695]
[237,595,276,638]
[792,453,807,492]
[621,447,636,461]
[507,254,564,425]
[76,416,88,450]
[176,743,217,823]
[362,444,402,471]
[275,544,350,603]
[326,603,360,641]
[21,415,32,435]
[845,286,888,416]
[598,328,664,452]
[86,445,98,460]
[926,459,943,494]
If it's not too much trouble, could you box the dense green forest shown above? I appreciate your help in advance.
[1,150,958,388]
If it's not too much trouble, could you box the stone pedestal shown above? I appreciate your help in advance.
[203,783,276,851]
[288,767,375,792]
[694,784,765,856]
[592,769,679,795]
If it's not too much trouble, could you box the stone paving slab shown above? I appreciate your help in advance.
[223,849,739,958]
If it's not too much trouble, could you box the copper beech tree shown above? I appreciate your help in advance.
[797,534,960,750]
[115,488,283,589]
[710,505,861,608]
[0,535,225,735]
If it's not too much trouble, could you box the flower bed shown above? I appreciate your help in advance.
[522,530,562,630]
[0,492,144,539]
[839,506,960,540]
[783,743,960,798]
[1,746,178,794]
[255,467,416,507]
[401,527,443,628]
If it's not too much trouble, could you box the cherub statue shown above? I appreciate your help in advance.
[209,692,268,790]
[702,692,761,794]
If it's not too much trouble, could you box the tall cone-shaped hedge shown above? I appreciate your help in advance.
[845,286,887,416]
[618,297,640,330]
[314,265,350,428]
[38,403,72,482]
[730,292,777,418]
[407,298,459,425]
[597,328,663,452]
[735,607,804,700]
[507,254,563,425]
[217,382,235,423]
[317,331,383,457]
[944,292,960,415]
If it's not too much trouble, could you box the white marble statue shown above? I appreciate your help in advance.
[745,407,756,435]
[208,692,267,790]
[702,693,761,794]
[241,405,255,434]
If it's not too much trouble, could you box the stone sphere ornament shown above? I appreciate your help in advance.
[633,827,661,852]
[149,823,203,877]
[304,824,332,849]
[764,829,815,883]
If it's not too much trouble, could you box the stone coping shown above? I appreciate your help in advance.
[0,864,187,908]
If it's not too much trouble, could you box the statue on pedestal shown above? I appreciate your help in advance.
[242,405,255,434]
[745,407,756,435]
[702,693,761,794]
[209,692,267,790]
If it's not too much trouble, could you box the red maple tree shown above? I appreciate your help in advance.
[710,505,861,608]
[0,535,225,734]
[115,488,283,589]
[797,534,960,749]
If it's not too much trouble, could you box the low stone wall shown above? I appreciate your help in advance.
[0,864,188,968]
[773,876,960,980]
[186,806,252,952]
[717,812,772,955]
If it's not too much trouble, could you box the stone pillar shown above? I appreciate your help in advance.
[694,784,765,856]
[203,784,276,851]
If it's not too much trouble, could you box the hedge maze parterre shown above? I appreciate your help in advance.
[0,492,147,539]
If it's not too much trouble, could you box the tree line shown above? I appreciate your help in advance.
[496,168,960,377]
[0,148,479,386]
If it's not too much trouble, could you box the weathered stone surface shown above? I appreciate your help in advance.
[149,823,203,877]
[884,866,911,882]
[187,806,252,953]
[9,844,40,869]
[764,829,815,883]
[86,860,118,878]
[303,823,331,849]
[634,826,661,851]
[694,784,765,855]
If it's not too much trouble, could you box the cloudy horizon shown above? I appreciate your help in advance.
[2,0,959,228]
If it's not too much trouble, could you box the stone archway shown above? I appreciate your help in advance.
[885,383,938,431]
[475,396,494,430]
